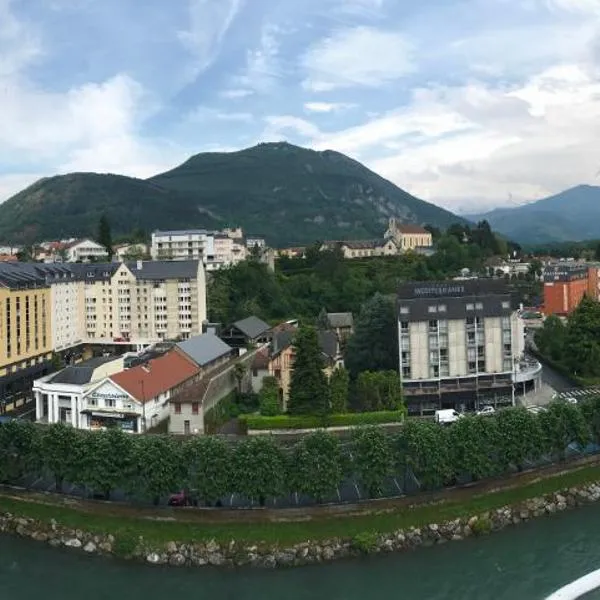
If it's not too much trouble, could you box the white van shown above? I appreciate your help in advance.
[435,409,463,424]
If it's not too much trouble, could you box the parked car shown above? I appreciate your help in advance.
[434,409,464,424]
[168,489,199,507]
[564,396,578,405]
[476,406,495,417]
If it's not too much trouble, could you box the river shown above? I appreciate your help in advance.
[3,505,600,600]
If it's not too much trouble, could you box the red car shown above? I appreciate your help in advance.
[168,489,198,507]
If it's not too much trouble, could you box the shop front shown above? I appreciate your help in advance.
[86,410,140,433]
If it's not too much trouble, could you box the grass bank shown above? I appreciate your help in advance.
[2,461,600,551]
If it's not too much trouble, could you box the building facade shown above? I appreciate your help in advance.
[385,219,433,251]
[543,264,590,316]
[397,280,540,415]
[0,264,54,405]
[65,239,109,263]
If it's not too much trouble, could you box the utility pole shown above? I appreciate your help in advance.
[139,378,146,434]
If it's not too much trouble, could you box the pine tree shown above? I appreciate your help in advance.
[288,326,330,415]
[97,215,113,260]
[329,367,349,413]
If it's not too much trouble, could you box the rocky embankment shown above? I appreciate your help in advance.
[4,483,600,568]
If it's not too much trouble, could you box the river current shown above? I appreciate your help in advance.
[3,504,600,599]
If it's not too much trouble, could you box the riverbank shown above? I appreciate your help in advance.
[3,458,600,567]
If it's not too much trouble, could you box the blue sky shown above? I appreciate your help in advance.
[1,0,599,213]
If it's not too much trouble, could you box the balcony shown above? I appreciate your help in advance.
[513,359,542,383]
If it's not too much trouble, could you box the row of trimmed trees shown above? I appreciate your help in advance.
[0,398,596,505]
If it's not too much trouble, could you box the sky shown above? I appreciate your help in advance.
[1,0,600,214]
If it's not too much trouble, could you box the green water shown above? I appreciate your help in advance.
[3,505,600,599]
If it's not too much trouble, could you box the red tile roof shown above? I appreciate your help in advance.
[111,351,200,402]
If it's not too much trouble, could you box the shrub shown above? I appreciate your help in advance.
[351,531,379,554]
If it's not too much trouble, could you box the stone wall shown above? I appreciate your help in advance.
[4,482,600,568]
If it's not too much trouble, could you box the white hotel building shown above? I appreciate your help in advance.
[397,280,542,415]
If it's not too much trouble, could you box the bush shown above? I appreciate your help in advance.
[351,531,379,554]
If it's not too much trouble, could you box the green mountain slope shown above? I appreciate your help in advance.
[0,142,465,246]
[468,185,600,244]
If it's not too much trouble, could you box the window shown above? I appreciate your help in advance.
[438,304,447,313]
[466,316,475,326]
[503,343,512,355]
[88,398,97,407]
[468,361,477,374]
[475,302,483,310]
[192,402,199,415]
[400,321,409,333]
[428,319,438,332]
[184,420,190,435]
[402,366,411,378]
[467,331,476,344]
[399,306,409,315]
[502,301,510,309]
[174,404,181,415]
[427,305,437,313]
[466,303,474,311]
[105,398,116,408]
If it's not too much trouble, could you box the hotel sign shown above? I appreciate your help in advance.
[413,285,465,297]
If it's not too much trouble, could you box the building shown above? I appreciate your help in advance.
[397,280,541,415]
[110,350,200,431]
[321,239,398,259]
[543,264,590,316]
[34,356,125,428]
[72,259,206,345]
[65,239,109,263]
[277,247,306,259]
[220,315,271,348]
[384,219,433,252]
[251,323,340,409]
[0,263,54,406]
[113,243,149,260]
[169,333,236,435]
[324,312,354,345]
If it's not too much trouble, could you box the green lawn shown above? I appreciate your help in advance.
[1,463,600,553]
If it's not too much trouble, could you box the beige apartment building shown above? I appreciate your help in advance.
[397,280,541,415]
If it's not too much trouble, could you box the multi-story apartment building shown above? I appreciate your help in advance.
[72,260,206,345]
[397,280,541,415]
[0,264,54,403]
[151,228,251,270]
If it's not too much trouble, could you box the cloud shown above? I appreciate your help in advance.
[263,115,321,139]
[301,26,414,91]
[177,0,243,82]
[220,88,254,99]
[304,101,357,113]
[0,0,43,77]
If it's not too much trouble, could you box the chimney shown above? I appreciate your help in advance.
[136,260,143,270]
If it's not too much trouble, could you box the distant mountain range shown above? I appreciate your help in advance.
[0,142,465,247]
[467,185,600,244]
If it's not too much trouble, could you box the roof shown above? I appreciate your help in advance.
[153,229,211,236]
[126,260,200,280]
[111,351,199,402]
[251,348,270,370]
[230,316,271,339]
[176,334,233,366]
[395,224,429,234]
[318,330,338,359]
[48,356,118,385]
[327,312,353,329]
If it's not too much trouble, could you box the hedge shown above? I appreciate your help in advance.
[1,398,599,507]
[239,410,406,431]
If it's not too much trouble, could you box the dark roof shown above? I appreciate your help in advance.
[230,316,271,339]
[318,330,338,359]
[272,330,294,356]
[327,312,353,329]
[48,356,118,385]
[0,262,52,289]
[395,224,430,234]
[176,334,232,366]
[126,260,200,280]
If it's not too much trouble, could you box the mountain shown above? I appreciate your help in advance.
[468,185,600,244]
[0,142,465,246]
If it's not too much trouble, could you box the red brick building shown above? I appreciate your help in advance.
[543,264,596,316]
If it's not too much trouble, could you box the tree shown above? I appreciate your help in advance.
[538,401,589,459]
[351,427,394,497]
[563,296,600,377]
[329,368,349,413]
[41,423,85,492]
[288,326,330,415]
[130,435,184,505]
[185,436,232,506]
[77,428,135,499]
[495,407,543,471]
[355,371,403,412]
[396,421,451,490]
[289,431,343,503]
[258,376,281,416]
[345,293,398,377]
[534,315,566,362]
[0,421,42,484]
[233,436,286,505]
[97,215,113,260]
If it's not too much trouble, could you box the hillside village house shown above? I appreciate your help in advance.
[113,243,149,260]
[220,315,271,348]
[251,324,341,409]
[65,239,109,263]
[324,312,354,345]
